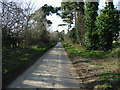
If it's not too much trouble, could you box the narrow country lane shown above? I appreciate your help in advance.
[8,42,81,88]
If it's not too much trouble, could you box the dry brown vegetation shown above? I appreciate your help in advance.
[69,55,120,89]
[62,42,120,89]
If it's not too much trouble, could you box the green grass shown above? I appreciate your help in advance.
[3,47,44,74]
[62,42,120,59]
[2,43,56,74]
[97,72,120,89]
[99,72,120,81]
[63,42,120,89]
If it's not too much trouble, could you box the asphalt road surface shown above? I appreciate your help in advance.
[8,42,80,88]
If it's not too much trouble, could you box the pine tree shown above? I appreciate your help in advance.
[95,2,119,50]
[75,2,85,45]
[84,2,99,50]
[60,2,85,45]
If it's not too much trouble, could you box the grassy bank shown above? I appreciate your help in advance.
[3,43,56,75]
[62,42,120,89]
[63,42,120,59]
[2,42,57,87]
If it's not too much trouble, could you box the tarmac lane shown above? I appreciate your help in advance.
[8,42,80,88]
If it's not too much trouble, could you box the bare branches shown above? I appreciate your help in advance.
[1,1,36,47]
[1,1,57,47]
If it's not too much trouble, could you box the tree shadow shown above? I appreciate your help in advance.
[6,46,82,88]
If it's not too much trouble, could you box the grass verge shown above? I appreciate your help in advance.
[62,42,120,89]
[2,42,57,87]
[63,42,120,59]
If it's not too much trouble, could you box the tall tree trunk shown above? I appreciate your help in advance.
[74,10,79,44]
[75,1,84,46]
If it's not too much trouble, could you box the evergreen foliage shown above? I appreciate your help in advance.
[95,5,120,50]
[59,2,85,45]
[84,2,99,50]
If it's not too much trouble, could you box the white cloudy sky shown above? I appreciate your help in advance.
[2,0,120,33]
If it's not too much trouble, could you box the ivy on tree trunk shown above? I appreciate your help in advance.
[84,2,99,50]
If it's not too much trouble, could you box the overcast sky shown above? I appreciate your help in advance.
[2,0,120,33]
